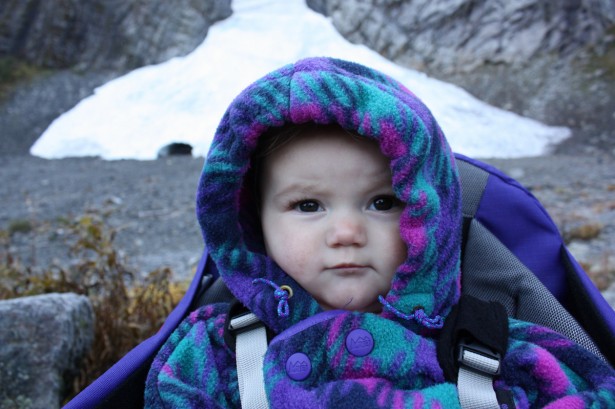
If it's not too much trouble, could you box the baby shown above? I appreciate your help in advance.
[145,57,615,408]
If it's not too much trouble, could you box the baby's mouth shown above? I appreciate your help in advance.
[328,263,369,275]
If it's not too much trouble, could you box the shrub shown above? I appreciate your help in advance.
[0,210,188,402]
[0,57,45,100]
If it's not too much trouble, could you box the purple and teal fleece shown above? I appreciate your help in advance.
[145,57,615,408]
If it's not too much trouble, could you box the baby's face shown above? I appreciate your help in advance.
[260,127,406,312]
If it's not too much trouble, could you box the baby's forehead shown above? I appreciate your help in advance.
[254,123,374,156]
[260,132,392,192]
[261,127,385,168]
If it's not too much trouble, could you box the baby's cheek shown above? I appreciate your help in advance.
[282,244,313,279]
[267,226,320,289]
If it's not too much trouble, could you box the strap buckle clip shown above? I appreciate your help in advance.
[457,338,501,376]
[229,312,264,335]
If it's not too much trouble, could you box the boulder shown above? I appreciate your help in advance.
[157,142,194,158]
[0,293,94,409]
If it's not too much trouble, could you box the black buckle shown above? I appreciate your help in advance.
[457,338,501,375]
[224,299,252,350]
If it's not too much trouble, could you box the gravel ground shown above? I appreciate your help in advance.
[0,155,205,280]
[1,152,614,308]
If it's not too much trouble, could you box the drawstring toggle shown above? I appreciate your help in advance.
[253,278,291,317]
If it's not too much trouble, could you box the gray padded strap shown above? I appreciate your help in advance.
[462,218,606,361]
[230,313,270,409]
[457,159,489,218]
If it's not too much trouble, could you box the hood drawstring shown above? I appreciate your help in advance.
[253,278,291,318]
[378,296,444,329]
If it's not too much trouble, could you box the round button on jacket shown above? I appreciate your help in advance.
[286,352,311,381]
[345,329,374,357]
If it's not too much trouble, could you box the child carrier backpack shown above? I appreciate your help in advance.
[63,153,615,409]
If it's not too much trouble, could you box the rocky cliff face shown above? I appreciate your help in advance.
[308,0,613,73]
[1,0,232,71]
[307,0,615,155]
[0,0,232,155]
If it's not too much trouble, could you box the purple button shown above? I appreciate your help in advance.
[346,329,374,357]
[286,352,311,381]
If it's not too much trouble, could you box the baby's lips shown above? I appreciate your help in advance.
[330,263,365,269]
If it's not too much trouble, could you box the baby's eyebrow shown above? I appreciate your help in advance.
[271,181,324,199]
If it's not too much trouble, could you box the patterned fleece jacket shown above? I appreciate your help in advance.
[145,57,615,408]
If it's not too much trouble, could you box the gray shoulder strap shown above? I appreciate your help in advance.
[229,313,270,409]
[457,341,502,409]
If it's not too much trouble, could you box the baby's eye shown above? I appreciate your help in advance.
[293,200,322,213]
[369,195,400,211]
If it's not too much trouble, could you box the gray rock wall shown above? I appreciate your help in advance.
[308,0,613,72]
[0,293,94,409]
[1,0,232,71]
[307,0,615,155]
[0,0,232,155]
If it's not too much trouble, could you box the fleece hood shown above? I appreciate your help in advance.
[196,57,461,334]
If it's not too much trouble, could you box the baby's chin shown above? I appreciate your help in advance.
[318,295,383,313]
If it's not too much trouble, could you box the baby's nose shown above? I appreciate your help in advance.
[325,214,367,247]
